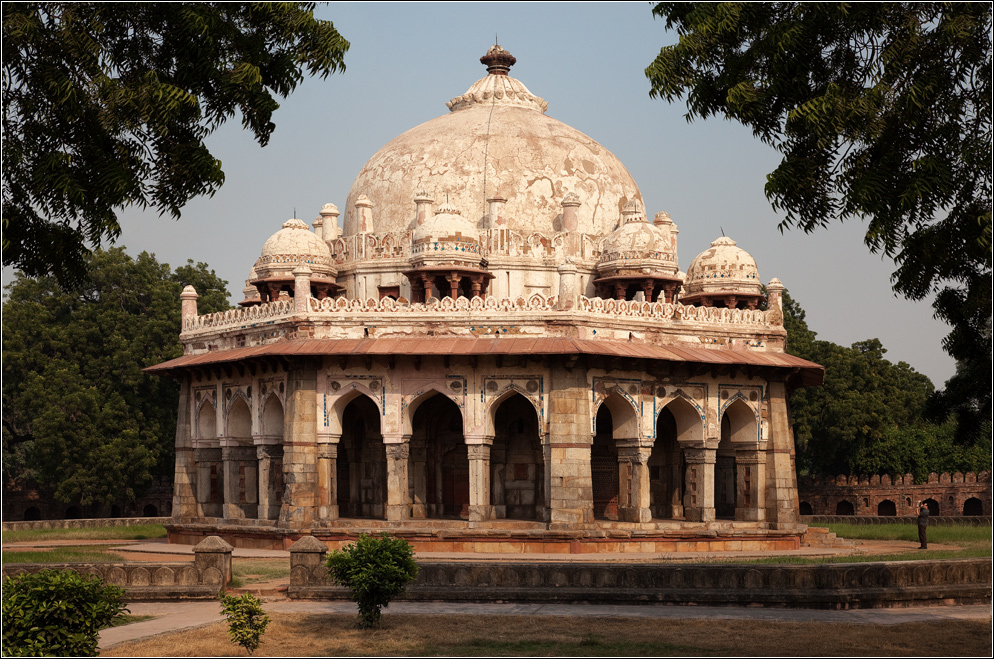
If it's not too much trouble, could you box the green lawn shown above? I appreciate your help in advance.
[2,545,130,564]
[2,524,166,543]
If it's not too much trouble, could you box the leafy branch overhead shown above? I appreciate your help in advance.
[646,3,992,436]
[2,2,349,287]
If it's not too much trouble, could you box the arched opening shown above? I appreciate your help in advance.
[65,506,82,520]
[196,398,222,518]
[922,498,939,516]
[337,395,387,519]
[591,405,618,520]
[714,416,736,519]
[143,504,159,517]
[650,407,684,519]
[24,507,41,521]
[963,497,984,516]
[799,501,813,515]
[490,393,543,520]
[409,393,468,519]
[111,504,121,518]
[258,395,285,521]
[836,500,855,515]
[877,499,897,516]
[226,396,258,519]
[591,392,639,521]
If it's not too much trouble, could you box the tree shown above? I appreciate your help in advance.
[2,569,127,657]
[2,3,349,287]
[220,593,270,656]
[780,290,991,479]
[2,247,230,511]
[326,533,419,629]
[646,3,992,438]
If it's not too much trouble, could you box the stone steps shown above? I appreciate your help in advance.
[800,526,855,549]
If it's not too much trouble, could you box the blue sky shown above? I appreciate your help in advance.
[5,3,957,386]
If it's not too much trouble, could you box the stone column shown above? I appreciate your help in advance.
[279,358,319,527]
[735,449,767,522]
[466,442,492,522]
[547,363,594,527]
[172,379,198,518]
[320,203,340,241]
[683,447,716,522]
[766,380,799,527]
[556,262,578,311]
[180,286,198,328]
[317,441,339,520]
[384,441,411,521]
[415,191,434,226]
[617,443,652,523]
[256,444,283,521]
[293,264,311,313]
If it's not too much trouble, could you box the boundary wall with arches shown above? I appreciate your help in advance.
[797,472,991,518]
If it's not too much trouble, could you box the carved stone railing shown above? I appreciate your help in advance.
[1,536,233,600]
[287,536,990,607]
[182,294,779,336]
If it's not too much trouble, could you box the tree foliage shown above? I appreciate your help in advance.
[647,2,992,436]
[2,247,230,511]
[326,533,419,629]
[220,592,270,656]
[782,291,990,479]
[2,569,127,657]
[2,2,349,287]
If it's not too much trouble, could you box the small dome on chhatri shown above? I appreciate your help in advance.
[681,236,764,308]
[260,219,333,263]
[412,202,480,244]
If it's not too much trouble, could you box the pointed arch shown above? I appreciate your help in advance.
[403,385,463,436]
[593,390,639,440]
[337,393,386,519]
[661,396,704,446]
[484,384,543,437]
[327,383,383,435]
[196,398,217,443]
[262,394,284,439]
[721,397,759,446]
[650,406,684,519]
[226,396,252,440]
[490,392,544,521]
[408,392,468,519]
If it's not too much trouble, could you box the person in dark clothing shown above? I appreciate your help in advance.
[917,501,929,549]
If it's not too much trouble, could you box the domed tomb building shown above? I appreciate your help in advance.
[149,46,823,552]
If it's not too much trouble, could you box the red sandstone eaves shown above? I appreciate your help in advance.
[145,337,823,386]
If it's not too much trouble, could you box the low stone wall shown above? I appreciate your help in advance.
[286,536,991,608]
[1,536,233,601]
[803,515,992,527]
[2,517,164,532]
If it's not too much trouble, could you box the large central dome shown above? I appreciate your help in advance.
[344,46,642,237]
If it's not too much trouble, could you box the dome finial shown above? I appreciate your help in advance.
[481,44,516,76]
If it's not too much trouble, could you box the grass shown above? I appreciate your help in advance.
[231,558,291,586]
[827,522,991,546]
[101,613,993,657]
[2,545,130,564]
[2,524,166,543]
[106,614,157,629]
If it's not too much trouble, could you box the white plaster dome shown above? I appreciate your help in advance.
[344,46,642,238]
[600,202,676,270]
[255,218,335,280]
[412,203,480,244]
[682,236,763,302]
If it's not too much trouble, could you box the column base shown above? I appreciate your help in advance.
[684,507,716,523]
[385,504,411,521]
[618,507,652,523]
[318,504,340,520]
[735,508,765,522]
[468,504,491,522]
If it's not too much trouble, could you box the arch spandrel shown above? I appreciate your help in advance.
[657,395,705,447]
[325,381,385,436]
[483,383,545,439]
[401,382,466,437]
[225,395,252,441]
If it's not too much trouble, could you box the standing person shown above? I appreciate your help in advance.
[917,500,930,549]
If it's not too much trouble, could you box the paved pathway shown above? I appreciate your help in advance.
[98,600,993,651]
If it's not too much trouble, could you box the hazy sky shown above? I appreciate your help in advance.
[4,3,958,387]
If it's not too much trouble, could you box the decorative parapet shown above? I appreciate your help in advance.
[182,294,781,336]
[0,536,232,600]
[183,299,294,332]
[411,240,481,255]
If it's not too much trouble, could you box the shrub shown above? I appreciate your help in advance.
[2,569,127,657]
[219,592,270,655]
[326,533,419,628]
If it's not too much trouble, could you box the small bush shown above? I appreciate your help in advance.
[219,592,270,655]
[2,569,127,657]
[326,533,419,628]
